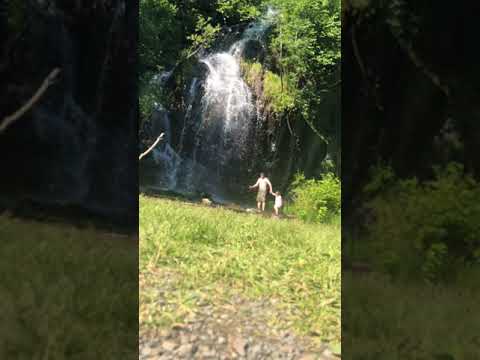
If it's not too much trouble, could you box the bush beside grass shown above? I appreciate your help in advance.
[343,161,480,358]
[363,162,480,282]
[0,216,138,360]
[139,196,341,345]
[286,172,341,223]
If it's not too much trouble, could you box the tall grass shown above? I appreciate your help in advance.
[0,216,138,360]
[139,196,341,344]
[343,270,480,360]
[343,162,480,359]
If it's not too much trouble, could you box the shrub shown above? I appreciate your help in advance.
[287,172,341,223]
[263,71,296,114]
[364,162,480,283]
[241,61,263,88]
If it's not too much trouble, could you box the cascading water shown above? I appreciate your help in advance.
[193,50,254,172]
[28,22,98,206]
[151,107,180,189]
[141,9,277,201]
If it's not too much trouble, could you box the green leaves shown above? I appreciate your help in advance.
[269,0,340,73]
[263,0,340,142]
[187,16,221,52]
[140,0,180,72]
[217,0,263,23]
[7,0,26,34]
[240,60,263,87]
[263,71,297,113]
[287,172,341,223]
[365,162,480,282]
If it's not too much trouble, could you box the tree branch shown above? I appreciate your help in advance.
[392,35,450,97]
[139,133,164,160]
[351,24,383,110]
[0,68,61,134]
[95,1,125,117]
[351,25,367,84]
[325,80,341,89]
[304,117,329,144]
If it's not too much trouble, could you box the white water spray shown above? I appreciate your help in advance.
[200,53,253,136]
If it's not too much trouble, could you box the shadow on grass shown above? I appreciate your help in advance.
[0,215,138,359]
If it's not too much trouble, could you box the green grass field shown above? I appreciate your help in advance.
[0,216,138,360]
[344,236,480,360]
[139,195,341,346]
[343,271,480,360]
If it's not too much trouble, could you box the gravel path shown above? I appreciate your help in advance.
[140,271,339,360]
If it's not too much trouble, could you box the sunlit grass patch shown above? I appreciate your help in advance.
[139,195,341,345]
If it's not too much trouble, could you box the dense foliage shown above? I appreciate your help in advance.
[363,162,480,283]
[266,0,340,134]
[342,1,480,208]
[341,5,480,359]
[342,1,480,280]
[287,172,341,223]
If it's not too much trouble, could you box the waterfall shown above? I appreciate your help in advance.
[141,10,277,201]
[29,22,97,205]
[193,50,254,172]
[151,70,173,87]
[151,107,179,189]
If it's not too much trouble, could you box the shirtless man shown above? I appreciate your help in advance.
[249,172,273,212]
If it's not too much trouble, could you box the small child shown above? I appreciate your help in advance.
[271,191,283,216]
